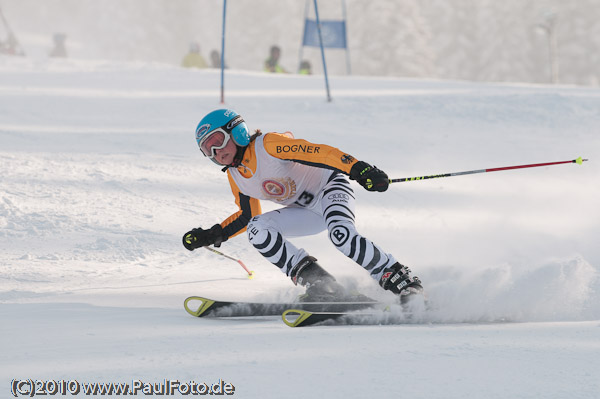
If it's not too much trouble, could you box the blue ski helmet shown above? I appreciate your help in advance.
[195,109,250,152]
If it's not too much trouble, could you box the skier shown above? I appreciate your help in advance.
[183,109,423,303]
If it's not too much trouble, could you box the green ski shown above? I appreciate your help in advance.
[184,296,381,318]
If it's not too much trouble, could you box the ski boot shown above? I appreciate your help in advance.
[379,262,424,305]
[290,256,348,302]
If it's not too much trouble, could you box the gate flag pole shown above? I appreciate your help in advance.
[313,0,332,102]
[220,0,227,104]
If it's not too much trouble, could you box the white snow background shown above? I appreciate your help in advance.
[1,56,600,398]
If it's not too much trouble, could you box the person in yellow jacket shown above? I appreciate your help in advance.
[264,45,287,73]
[299,60,312,75]
[181,42,207,69]
[183,109,423,303]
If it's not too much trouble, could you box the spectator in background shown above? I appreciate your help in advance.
[299,60,312,75]
[49,33,67,58]
[210,49,222,69]
[264,45,286,73]
[0,33,25,56]
[181,42,207,69]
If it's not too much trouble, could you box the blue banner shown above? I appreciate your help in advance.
[302,19,347,49]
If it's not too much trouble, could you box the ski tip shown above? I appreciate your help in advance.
[282,309,313,327]
[575,157,588,165]
[184,296,215,317]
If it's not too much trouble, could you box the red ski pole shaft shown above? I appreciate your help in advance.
[204,247,254,278]
[390,157,588,183]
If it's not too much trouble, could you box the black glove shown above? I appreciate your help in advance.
[349,161,389,192]
[182,224,224,251]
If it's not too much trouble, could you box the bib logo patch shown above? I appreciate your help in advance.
[262,180,285,196]
[261,178,297,202]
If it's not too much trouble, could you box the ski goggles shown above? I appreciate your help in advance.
[198,128,231,160]
[197,115,244,162]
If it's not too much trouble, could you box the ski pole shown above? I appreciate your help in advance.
[204,247,255,279]
[390,157,588,183]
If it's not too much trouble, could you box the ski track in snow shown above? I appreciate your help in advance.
[1,58,600,398]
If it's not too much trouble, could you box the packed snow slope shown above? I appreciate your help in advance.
[1,57,600,398]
